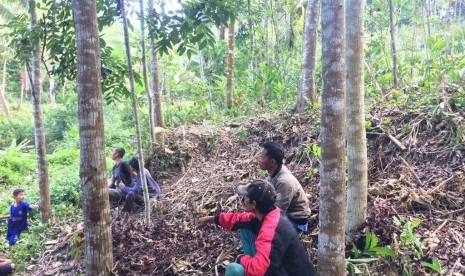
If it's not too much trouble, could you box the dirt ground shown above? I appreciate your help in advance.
[35,106,465,275]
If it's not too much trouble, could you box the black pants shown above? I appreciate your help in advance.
[122,192,145,213]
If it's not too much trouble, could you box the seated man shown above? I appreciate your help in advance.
[108,147,133,206]
[259,141,311,232]
[117,157,162,224]
[198,179,316,276]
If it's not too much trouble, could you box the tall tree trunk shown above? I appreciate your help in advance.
[219,24,225,40]
[73,0,113,274]
[49,75,56,109]
[0,60,10,116]
[138,0,155,148]
[318,0,346,274]
[148,0,164,128]
[388,0,398,87]
[121,0,151,224]
[226,22,235,109]
[27,0,52,223]
[288,4,295,51]
[18,65,27,110]
[296,0,320,112]
[61,79,67,98]
[247,0,254,70]
[346,0,368,236]
[270,0,286,86]
[264,17,270,66]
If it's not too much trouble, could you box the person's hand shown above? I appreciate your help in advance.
[197,216,214,228]
[118,182,125,190]
[235,254,245,263]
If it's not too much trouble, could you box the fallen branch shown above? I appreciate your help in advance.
[427,176,454,195]
[400,157,422,186]
[441,206,465,218]
[386,131,406,150]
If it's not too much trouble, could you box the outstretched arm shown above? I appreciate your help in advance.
[0,215,10,220]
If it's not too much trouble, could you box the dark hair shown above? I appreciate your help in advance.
[261,141,284,166]
[244,179,276,214]
[255,199,276,214]
[114,147,125,158]
[128,157,140,172]
[13,189,25,197]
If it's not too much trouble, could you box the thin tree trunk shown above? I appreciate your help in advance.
[49,75,56,109]
[288,4,295,51]
[226,22,235,109]
[219,24,225,40]
[61,79,67,98]
[264,17,270,66]
[121,0,151,224]
[148,0,164,128]
[247,0,254,70]
[138,0,155,148]
[318,0,346,274]
[73,0,113,274]
[27,0,52,224]
[0,60,10,116]
[346,0,368,236]
[389,0,398,87]
[296,0,320,112]
[198,47,205,80]
[18,65,27,110]
[425,0,432,37]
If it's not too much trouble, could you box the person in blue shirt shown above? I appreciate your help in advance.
[5,189,39,245]
[117,157,161,225]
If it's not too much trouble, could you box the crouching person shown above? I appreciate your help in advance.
[117,157,162,225]
[198,179,316,276]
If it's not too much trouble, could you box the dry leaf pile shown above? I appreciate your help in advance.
[36,107,464,275]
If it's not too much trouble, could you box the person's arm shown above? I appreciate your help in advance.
[108,174,115,188]
[198,216,215,228]
[122,175,142,194]
[30,204,39,210]
[0,215,10,220]
[0,259,12,267]
[274,180,294,212]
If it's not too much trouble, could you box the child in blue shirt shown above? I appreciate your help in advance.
[5,189,39,245]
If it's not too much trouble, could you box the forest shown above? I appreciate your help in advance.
[0,0,464,275]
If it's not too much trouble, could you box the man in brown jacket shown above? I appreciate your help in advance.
[259,141,311,232]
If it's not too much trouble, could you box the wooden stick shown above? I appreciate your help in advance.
[386,131,406,150]
[432,219,448,236]
[441,206,465,218]
[447,257,461,276]
[400,157,422,185]
[427,176,454,194]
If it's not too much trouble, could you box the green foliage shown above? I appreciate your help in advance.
[422,257,447,275]
[236,126,247,143]
[0,110,35,148]
[0,140,36,187]
[44,96,78,148]
[69,231,83,261]
[393,216,423,258]
[353,229,395,258]
[150,0,238,57]
[8,223,49,272]
[346,257,379,276]
[305,144,321,162]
